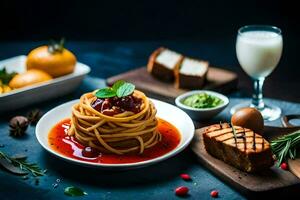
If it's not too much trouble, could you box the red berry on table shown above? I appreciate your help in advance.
[210,190,218,198]
[180,173,191,181]
[175,186,189,196]
[280,162,288,170]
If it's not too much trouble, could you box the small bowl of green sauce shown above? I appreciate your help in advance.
[175,90,229,120]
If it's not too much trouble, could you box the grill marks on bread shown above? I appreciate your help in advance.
[203,123,273,172]
[205,123,267,153]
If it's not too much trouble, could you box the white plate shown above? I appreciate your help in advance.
[0,55,90,111]
[36,99,195,169]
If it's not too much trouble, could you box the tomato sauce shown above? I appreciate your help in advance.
[48,118,181,164]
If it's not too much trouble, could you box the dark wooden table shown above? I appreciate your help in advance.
[0,41,299,199]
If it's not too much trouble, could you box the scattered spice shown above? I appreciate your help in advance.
[180,173,191,181]
[210,190,219,198]
[9,116,29,137]
[175,186,189,196]
[35,178,39,186]
[27,109,43,124]
[280,162,288,170]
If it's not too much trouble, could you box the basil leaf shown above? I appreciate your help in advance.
[116,82,135,97]
[64,186,87,196]
[95,88,116,98]
[112,80,125,92]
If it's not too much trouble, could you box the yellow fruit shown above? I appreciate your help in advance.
[2,85,12,93]
[9,69,52,89]
[0,86,3,94]
[26,45,76,78]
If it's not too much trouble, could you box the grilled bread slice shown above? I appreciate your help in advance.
[147,47,183,82]
[203,123,274,172]
[175,57,209,89]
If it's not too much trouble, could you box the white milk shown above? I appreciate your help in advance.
[236,31,283,79]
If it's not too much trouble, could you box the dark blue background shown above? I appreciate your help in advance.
[0,1,300,199]
[0,0,299,41]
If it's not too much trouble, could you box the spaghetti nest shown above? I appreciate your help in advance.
[68,90,161,154]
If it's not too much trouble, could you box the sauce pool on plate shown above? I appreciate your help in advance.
[48,118,181,164]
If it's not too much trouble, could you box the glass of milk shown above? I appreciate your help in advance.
[230,25,283,121]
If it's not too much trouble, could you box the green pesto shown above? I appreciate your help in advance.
[181,93,223,109]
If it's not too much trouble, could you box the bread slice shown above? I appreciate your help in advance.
[147,47,183,82]
[175,57,209,89]
[203,123,274,173]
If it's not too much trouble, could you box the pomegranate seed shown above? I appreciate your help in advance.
[180,173,191,181]
[82,146,99,158]
[175,186,189,196]
[210,190,218,198]
[280,162,288,170]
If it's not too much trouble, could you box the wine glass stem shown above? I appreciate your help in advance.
[251,78,265,110]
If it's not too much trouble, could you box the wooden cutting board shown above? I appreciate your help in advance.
[107,67,238,100]
[191,125,300,195]
[289,159,300,179]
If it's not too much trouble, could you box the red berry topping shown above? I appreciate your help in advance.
[180,173,191,181]
[210,190,218,198]
[175,186,189,196]
[280,162,288,170]
[82,146,99,158]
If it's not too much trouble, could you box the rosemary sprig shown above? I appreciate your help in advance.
[271,130,300,166]
[230,123,237,145]
[0,150,46,177]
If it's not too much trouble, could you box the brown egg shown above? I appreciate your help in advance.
[231,107,264,134]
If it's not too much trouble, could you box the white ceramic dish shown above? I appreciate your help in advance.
[36,99,195,169]
[175,90,229,120]
[0,55,90,112]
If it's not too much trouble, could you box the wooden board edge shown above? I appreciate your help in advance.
[106,66,239,97]
[191,127,300,195]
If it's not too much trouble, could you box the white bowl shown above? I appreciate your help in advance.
[36,98,195,170]
[175,90,229,120]
[0,55,90,112]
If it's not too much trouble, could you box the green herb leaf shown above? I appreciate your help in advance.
[95,88,116,98]
[271,130,300,166]
[112,80,125,91]
[48,38,65,54]
[0,67,17,85]
[64,186,88,196]
[0,156,28,175]
[95,80,135,99]
[116,82,135,97]
[0,150,45,177]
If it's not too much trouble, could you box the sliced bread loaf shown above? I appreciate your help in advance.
[147,47,183,82]
[175,57,209,89]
